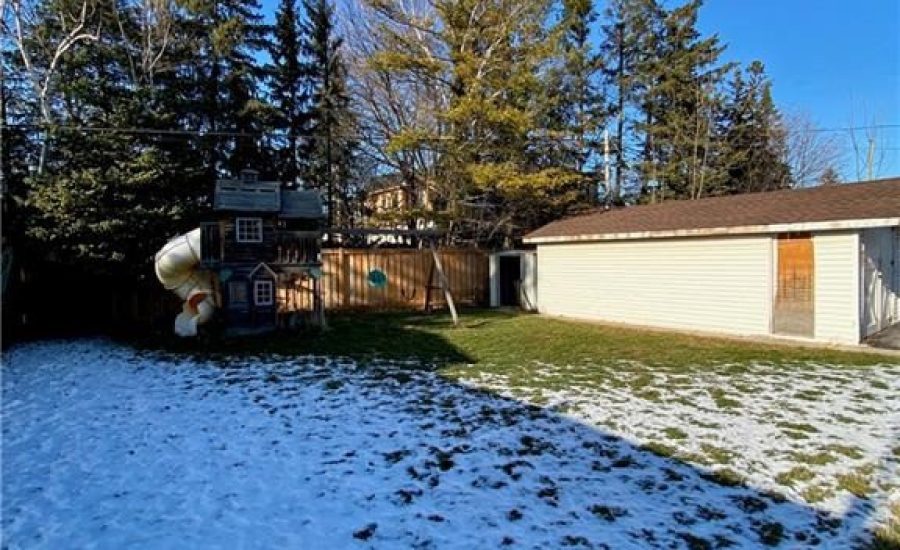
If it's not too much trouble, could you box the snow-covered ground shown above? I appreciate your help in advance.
[2,340,898,549]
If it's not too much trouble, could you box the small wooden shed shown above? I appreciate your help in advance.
[524,179,900,345]
[489,250,537,311]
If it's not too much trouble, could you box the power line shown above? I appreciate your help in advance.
[2,122,899,140]
[797,124,900,134]
[1,124,269,139]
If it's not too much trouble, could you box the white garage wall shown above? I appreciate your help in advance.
[812,232,860,344]
[536,236,772,336]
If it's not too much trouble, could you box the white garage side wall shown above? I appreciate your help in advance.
[520,252,538,311]
[536,236,772,336]
[859,227,899,336]
[813,231,860,345]
[489,254,499,307]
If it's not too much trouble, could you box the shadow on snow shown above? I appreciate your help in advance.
[1,322,893,549]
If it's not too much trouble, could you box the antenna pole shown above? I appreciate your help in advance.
[866,137,875,180]
[604,128,610,202]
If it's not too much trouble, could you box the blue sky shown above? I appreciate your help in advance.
[697,0,899,179]
[264,0,899,179]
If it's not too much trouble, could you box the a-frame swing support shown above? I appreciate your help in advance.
[424,242,459,326]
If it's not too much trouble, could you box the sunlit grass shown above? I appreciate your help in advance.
[149,310,891,372]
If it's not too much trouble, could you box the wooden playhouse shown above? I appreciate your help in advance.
[199,170,325,334]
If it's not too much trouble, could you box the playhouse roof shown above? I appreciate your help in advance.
[213,180,324,219]
[281,189,325,219]
[214,180,281,212]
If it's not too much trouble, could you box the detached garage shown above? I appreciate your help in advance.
[524,178,900,345]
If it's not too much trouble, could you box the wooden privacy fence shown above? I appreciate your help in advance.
[279,248,489,311]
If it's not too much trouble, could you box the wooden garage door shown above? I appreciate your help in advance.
[773,233,814,337]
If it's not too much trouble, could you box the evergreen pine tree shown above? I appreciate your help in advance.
[546,0,605,203]
[721,61,792,193]
[638,0,728,201]
[189,0,271,178]
[269,0,305,184]
[300,0,352,227]
[14,0,204,277]
[599,0,661,202]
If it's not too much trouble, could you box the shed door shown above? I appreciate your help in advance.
[773,233,814,337]
[499,256,521,307]
[862,228,897,336]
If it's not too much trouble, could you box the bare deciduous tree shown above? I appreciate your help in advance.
[111,0,175,86]
[847,107,888,182]
[341,0,447,225]
[780,111,841,187]
[3,0,102,171]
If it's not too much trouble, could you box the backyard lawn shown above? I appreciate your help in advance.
[3,311,898,548]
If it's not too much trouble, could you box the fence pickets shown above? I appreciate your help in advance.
[281,248,489,312]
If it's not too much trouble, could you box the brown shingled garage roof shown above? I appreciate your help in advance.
[524,178,900,243]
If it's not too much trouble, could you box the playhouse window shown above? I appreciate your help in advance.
[236,218,263,243]
[254,280,274,306]
[228,281,248,305]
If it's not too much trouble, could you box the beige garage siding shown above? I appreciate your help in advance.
[813,232,860,344]
[536,236,772,336]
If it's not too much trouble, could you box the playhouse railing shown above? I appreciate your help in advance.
[274,231,320,265]
[200,222,222,264]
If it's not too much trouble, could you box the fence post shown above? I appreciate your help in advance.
[341,248,351,308]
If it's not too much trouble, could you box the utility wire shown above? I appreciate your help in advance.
[2,122,899,140]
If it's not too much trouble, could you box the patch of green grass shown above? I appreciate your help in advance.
[869,502,900,550]
[634,388,662,402]
[836,471,872,498]
[640,441,678,459]
[789,451,837,466]
[692,420,722,429]
[731,381,760,394]
[776,421,819,434]
[892,446,900,458]
[774,466,816,487]
[628,372,655,389]
[833,414,863,425]
[663,427,689,440]
[822,444,865,460]
[532,395,549,405]
[849,405,883,415]
[136,310,889,370]
[676,451,714,466]
[793,389,825,401]
[779,402,807,415]
[700,468,744,487]
[801,484,834,504]
[708,388,741,409]
[699,443,735,464]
